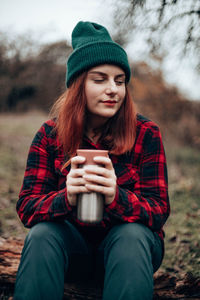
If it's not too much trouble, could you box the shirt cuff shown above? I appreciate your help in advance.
[64,188,73,211]
[105,186,119,210]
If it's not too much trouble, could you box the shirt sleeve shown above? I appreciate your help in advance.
[16,122,73,228]
[105,124,170,232]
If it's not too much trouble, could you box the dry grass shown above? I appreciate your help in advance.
[0,111,47,238]
[161,145,200,277]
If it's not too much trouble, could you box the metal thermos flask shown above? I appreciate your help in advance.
[76,149,108,223]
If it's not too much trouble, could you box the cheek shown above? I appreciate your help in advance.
[120,87,126,100]
[85,84,98,102]
[85,91,95,110]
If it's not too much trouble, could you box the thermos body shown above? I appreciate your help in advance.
[77,191,104,223]
[76,149,108,224]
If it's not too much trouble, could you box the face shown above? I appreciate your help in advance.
[85,64,126,125]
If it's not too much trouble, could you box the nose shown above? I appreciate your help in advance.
[105,80,118,94]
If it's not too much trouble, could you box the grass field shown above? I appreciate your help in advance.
[0,112,199,278]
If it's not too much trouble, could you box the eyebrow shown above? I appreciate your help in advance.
[88,71,125,77]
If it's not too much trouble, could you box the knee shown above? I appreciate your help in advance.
[109,223,154,246]
[103,224,155,276]
[25,222,62,247]
[22,222,68,266]
[103,223,155,264]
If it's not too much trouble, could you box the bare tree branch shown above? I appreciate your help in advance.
[110,0,200,72]
[163,10,200,29]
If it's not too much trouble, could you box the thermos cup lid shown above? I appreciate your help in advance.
[76,149,108,165]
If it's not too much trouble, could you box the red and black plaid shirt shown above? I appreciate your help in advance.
[17,114,170,242]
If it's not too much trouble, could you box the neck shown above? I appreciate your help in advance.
[85,114,108,144]
[86,129,99,144]
[87,113,108,129]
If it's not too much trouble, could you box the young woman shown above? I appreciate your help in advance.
[14,21,170,300]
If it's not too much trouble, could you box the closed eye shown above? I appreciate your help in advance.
[115,80,125,85]
[115,75,125,85]
[93,78,105,83]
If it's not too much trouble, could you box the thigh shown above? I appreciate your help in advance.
[14,221,93,300]
[98,223,163,272]
[97,223,163,300]
[25,221,93,281]
[25,220,90,253]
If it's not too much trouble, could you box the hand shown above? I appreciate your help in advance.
[82,156,117,205]
[66,156,88,206]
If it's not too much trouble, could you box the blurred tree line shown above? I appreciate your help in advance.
[0,33,71,111]
[0,14,200,149]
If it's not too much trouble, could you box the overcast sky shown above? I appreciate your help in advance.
[0,0,106,41]
[0,0,199,101]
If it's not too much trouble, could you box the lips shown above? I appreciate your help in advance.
[102,100,117,106]
[103,100,117,104]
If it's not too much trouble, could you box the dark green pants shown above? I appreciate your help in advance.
[14,221,163,300]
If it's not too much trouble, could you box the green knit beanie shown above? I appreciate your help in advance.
[66,21,131,87]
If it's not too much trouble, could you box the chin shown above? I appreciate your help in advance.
[98,113,116,119]
[99,109,118,118]
[89,109,118,124]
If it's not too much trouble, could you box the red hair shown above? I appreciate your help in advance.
[51,71,137,165]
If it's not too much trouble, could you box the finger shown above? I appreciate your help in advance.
[71,156,86,169]
[84,165,112,178]
[68,185,89,194]
[93,156,113,170]
[67,177,86,186]
[83,174,112,187]
[68,168,86,178]
[85,184,114,196]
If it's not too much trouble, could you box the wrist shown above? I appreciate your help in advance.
[67,192,77,206]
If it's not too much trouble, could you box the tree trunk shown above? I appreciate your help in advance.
[0,237,200,300]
